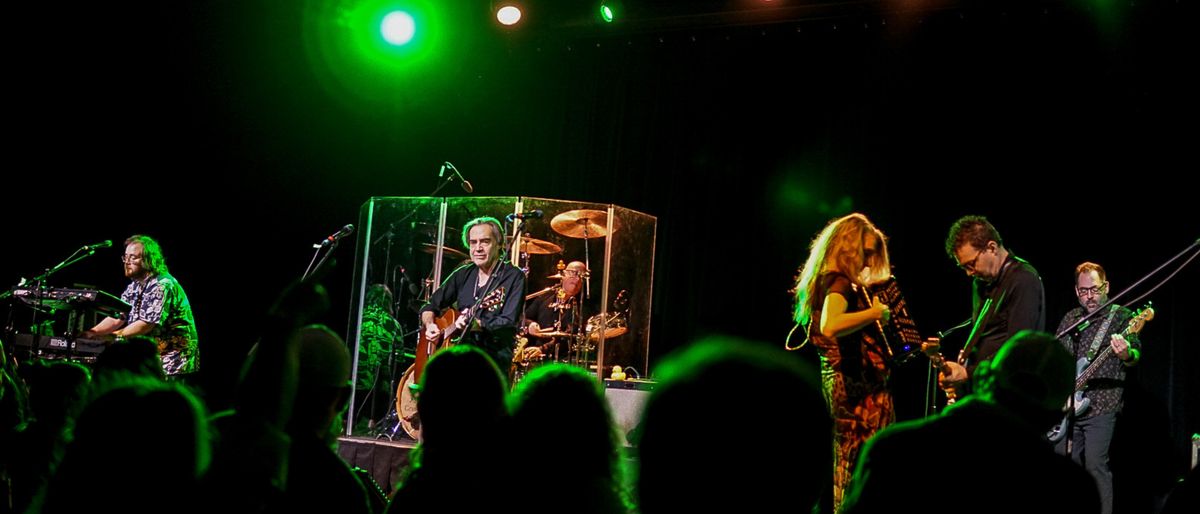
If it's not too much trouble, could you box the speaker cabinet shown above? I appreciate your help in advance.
[604,379,656,447]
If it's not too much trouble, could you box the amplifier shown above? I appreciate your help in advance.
[604,378,656,447]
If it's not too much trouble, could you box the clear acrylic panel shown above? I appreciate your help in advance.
[344,196,655,439]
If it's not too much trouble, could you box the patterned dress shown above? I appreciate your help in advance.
[807,272,894,512]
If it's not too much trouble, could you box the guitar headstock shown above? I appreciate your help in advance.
[478,287,506,311]
[1127,304,1155,335]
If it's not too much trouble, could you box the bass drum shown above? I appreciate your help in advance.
[395,364,421,441]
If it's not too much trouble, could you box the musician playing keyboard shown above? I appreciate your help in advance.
[82,235,199,378]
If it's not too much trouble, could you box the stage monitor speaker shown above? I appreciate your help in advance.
[604,379,656,447]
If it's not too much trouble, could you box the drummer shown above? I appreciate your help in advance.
[521,261,588,362]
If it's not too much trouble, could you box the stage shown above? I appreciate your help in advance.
[337,436,416,494]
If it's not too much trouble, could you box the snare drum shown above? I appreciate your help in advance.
[585,312,628,339]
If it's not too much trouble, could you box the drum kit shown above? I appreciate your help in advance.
[513,209,630,389]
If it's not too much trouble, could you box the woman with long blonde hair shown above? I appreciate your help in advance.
[791,213,894,512]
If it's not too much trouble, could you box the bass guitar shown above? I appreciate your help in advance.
[1047,305,1153,442]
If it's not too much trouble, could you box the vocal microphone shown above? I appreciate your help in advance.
[83,240,113,251]
[506,210,544,222]
[442,161,474,193]
[322,224,355,246]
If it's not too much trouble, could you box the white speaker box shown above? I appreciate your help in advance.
[604,379,656,447]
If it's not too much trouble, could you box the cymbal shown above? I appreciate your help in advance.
[589,326,628,339]
[416,243,468,260]
[529,330,576,339]
[550,209,619,239]
[516,236,562,255]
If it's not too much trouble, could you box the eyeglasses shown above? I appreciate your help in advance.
[563,270,588,278]
[958,248,984,272]
[120,254,143,263]
[1077,283,1107,297]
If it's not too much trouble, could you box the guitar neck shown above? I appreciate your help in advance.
[927,352,952,375]
[1075,345,1115,391]
[1073,310,1146,391]
[444,300,487,342]
[923,349,959,403]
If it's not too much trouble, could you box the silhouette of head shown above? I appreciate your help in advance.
[638,336,830,513]
[93,336,165,381]
[510,364,621,477]
[974,330,1074,430]
[416,345,507,448]
[42,376,209,514]
[291,325,353,440]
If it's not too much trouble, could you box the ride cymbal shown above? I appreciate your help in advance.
[550,209,619,239]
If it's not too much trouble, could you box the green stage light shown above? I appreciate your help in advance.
[380,10,415,45]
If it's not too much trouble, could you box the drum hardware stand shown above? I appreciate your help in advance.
[371,326,420,441]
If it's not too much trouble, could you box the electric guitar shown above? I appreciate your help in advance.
[921,339,960,404]
[413,286,506,382]
[1046,305,1154,442]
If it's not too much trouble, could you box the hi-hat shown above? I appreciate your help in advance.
[550,209,619,239]
[516,236,562,255]
[417,243,468,260]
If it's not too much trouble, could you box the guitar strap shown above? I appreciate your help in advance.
[1085,306,1119,361]
[957,258,1017,366]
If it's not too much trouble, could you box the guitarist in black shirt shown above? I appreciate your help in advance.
[419,216,526,370]
[938,216,1046,396]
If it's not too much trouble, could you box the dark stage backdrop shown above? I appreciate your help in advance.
[5,0,1195,503]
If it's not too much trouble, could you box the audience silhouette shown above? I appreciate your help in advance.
[842,330,1099,513]
[637,336,830,514]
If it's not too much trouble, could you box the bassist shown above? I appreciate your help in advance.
[419,216,526,369]
[1054,262,1140,514]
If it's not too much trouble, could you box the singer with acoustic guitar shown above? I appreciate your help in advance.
[418,216,525,372]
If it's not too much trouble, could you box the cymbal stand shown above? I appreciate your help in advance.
[581,221,592,300]
[508,217,536,275]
